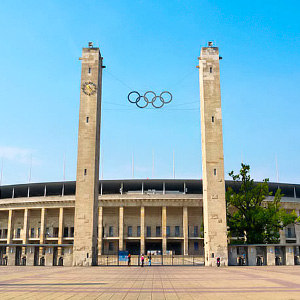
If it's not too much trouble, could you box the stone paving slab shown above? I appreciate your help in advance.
[0,266,300,299]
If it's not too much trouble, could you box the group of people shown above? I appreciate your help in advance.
[127,253,152,266]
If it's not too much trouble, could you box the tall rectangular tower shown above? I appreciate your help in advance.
[73,45,103,266]
[198,44,228,266]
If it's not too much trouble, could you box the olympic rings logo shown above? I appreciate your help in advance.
[128,91,172,108]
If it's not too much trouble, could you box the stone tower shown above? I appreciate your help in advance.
[198,44,228,266]
[73,44,103,266]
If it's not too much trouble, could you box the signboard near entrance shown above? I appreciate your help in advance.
[119,251,128,262]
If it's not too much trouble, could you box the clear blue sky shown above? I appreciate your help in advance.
[0,0,299,185]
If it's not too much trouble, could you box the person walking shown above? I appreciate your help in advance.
[148,254,152,266]
[141,254,144,267]
[128,253,131,266]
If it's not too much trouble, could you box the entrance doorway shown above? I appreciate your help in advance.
[125,242,140,255]
[15,246,22,266]
[167,242,182,255]
[53,247,58,266]
[34,247,39,266]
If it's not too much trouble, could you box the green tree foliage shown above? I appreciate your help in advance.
[226,164,299,244]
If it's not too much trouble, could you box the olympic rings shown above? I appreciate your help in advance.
[128,91,173,108]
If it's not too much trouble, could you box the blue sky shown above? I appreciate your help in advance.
[0,0,299,185]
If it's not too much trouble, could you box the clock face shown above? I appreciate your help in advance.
[82,81,97,96]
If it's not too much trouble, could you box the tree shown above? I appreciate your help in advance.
[226,163,299,244]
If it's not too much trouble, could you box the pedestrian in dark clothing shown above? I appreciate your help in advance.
[141,254,144,267]
[128,253,131,266]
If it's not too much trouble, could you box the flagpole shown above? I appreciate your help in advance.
[132,151,134,179]
[173,149,175,179]
[152,149,155,179]
[0,157,3,186]
[28,154,32,183]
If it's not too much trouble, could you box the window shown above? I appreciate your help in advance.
[45,227,50,236]
[146,226,151,237]
[214,169,217,176]
[210,67,212,73]
[109,226,113,237]
[86,116,89,123]
[0,229,2,238]
[84,169,87,176]
[194,226,198,237]
[70,227,74,237]
[16,228,21,238]
[38,227,40,238]
[137,226,140,237]
[53,227,59,237]
[3,229,8,238]
[127,226,132,237]
[212,116,214,122]
[156,226,161,237]
[30,228,35,238]
[166,226,170,237]
[88,67,91,74]
[194,242,199,251]
[175,226,180,237]
[64,227,69,238]
[109,242,114,251]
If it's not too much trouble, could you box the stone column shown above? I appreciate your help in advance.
[247,246,257,266]
[58,207,64,256]
[162,206,167,255]
[285,246,294,266]
[6,210,13,265]
[228,247,238,266]
[22,209,29,256]
[140,206,145,255]
[39,208,46,260]
[7,209,13,245]
[119,207,124,251]
[267,246,275,266]
[98,206,103,256]
[183,207,188,255]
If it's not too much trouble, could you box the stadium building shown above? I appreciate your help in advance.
[0,43,299,267]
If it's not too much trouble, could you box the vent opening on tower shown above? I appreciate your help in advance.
[214,169,217,176]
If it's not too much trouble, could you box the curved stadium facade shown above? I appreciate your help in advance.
[0,179,299,266]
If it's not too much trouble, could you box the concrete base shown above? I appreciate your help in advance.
[285,246,294,265]
[247,246,257,266]
[228,247,237,266]
[267,246,275,266]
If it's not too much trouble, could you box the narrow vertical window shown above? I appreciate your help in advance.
[86,116,89,123]
[210,67,213,73]
[214,169,217,176]
[84,169,87,176]
[212,116,214,123]
[88,67,91,74]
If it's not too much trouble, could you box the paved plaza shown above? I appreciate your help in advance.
[0,266,300,299]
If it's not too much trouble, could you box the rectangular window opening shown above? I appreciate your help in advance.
[146,226,151,237]
[175,226,180,237]
[127,226,132,237]
[137,226,141,237]
[212,116,214,123]
[166,226,170,237]
[88,67,91,74]
[86,116,89,123]
[84,169,87,176]
[214,169,217,176]
[156,226,161,237]
[210,67,213,73]
[109,226,113,237]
